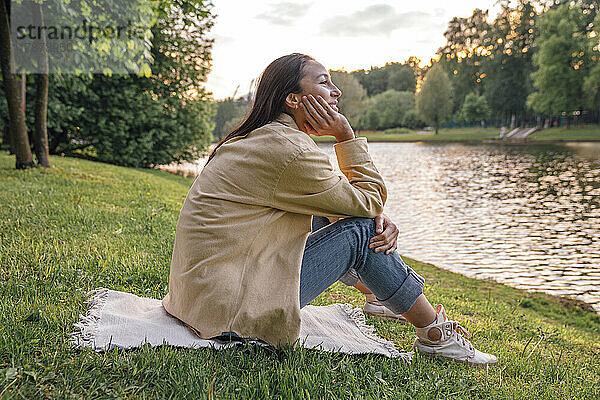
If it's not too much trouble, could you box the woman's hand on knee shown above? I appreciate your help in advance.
[369,214,398,255]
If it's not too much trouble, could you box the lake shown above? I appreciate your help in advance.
[163,141,600,312]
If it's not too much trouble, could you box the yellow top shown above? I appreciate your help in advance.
[162,112,387,346]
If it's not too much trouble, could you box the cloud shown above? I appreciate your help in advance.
[320,4,436,37]
[211,34,235,46]
[432,8,446,18]
[255,2,312,26]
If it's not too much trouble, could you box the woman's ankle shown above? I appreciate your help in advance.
[403,294,437,328]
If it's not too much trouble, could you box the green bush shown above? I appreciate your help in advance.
[73,75,214,167]
[402,109,426,129]
[356,90,415,130]
[460,93,490,125]
[357,108,380,130]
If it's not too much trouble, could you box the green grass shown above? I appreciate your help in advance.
[311,125,600,143]
[1,151,599,399]
[529,125,600,141]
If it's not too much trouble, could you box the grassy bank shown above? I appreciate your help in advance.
[311,125,600,143]
[1,151,599,399]
[528,125,600,141]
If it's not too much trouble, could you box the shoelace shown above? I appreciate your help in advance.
[440,321,473,349]
[452,322,473,349]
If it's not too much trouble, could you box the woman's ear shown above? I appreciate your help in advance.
[285,93,300,110]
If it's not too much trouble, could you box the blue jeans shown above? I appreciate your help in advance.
[300,216,425,315]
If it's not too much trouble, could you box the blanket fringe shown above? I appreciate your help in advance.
[340,304,411,360]
[70,288,110,350]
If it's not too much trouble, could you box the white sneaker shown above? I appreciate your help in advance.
[413,304,498,366]
[363,301,409,324]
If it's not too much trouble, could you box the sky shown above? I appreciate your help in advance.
[205,1,502,100]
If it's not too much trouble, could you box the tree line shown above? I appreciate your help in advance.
[214,0,600,138]
[437,0,599,130]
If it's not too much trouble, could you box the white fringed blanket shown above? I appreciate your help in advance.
[71,288,413,360]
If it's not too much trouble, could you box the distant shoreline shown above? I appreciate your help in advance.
[310,138,600,144]
[210,125,600,145]
[308,125,600,144]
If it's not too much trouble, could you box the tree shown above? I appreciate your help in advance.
[461,93,491,127]
[351,62,418,97]
[1,0,157,168]
[212,97,249,140]
[387,66,416,93]
[0,0,33,168]
[68,0,215,167]
[374,90,414,129]
[330,70,366,126]
[437,9,492,113]
[405,56,428,89]
[28,0,216,167]
[149,0,213,102]
[584,64,600,114]
[351,66,388,96]
[31,1,50,167]
[483,0,538,127]
[416,63,453,134]
[537,0,598,33]
[583,13,600,121]
[527,4,590,128]
[222,113,245,136]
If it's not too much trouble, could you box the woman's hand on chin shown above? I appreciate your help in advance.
[299,95,355,142]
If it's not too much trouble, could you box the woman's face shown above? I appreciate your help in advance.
[297,61,341,112]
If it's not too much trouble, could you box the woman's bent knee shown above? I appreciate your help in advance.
[332,216,376,233]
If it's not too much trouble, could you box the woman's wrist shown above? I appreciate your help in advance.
[335,126,355,143]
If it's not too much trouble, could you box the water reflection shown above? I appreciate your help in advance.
[161,142,600,312]
[318,142,600,312]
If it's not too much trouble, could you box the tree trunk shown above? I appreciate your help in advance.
[3,124,14,153]
[565,115,570,129]
[33,73,49,166]
[510,114,516,129]
[435,118,439,135]
[0,0,33,168]
[32,2,50,167]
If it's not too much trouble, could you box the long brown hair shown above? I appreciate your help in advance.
[205,53,314,165]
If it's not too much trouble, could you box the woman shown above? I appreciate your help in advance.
[162,53,497,366]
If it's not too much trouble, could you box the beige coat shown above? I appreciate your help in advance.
[162,112,387,346]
